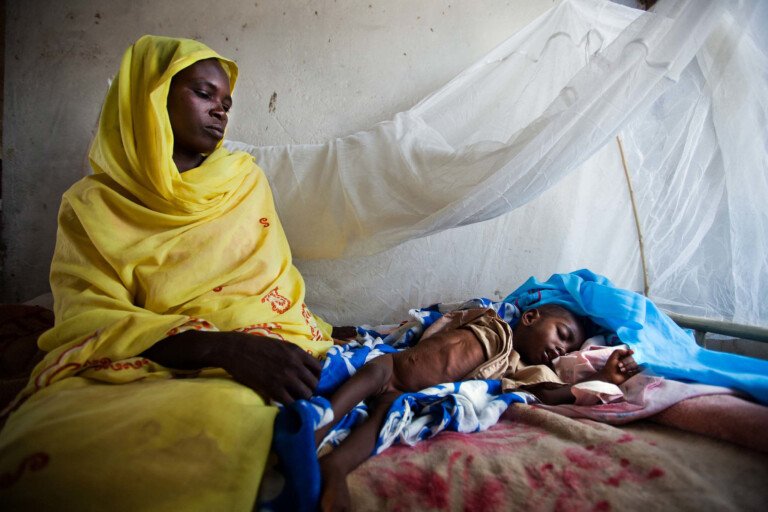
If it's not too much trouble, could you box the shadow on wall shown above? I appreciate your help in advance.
[1,0,6,292]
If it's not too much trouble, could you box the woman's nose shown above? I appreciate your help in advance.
[210,105,227,120]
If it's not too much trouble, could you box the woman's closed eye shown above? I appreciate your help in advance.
[195,90,231,112]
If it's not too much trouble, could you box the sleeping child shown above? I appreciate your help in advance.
[315,304,640,512]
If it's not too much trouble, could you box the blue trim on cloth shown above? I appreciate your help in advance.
[257,401,321,512]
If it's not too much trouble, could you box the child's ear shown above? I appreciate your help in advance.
[521,309,540,326]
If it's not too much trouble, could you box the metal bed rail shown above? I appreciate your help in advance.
[665,312,768,344]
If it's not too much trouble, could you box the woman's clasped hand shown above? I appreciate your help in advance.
[143,330,323,403]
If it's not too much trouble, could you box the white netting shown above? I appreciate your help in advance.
[227,0,767,327]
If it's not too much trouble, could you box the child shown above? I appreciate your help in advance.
[316,304,639,511]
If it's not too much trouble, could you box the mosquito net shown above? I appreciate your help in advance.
[227,0,767,327]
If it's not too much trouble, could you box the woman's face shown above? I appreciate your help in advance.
[167,58,232,171]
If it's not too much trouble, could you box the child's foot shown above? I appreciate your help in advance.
[319,457,352,512]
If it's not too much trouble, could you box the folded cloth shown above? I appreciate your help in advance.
[571,380,625,405]
[553,345,627,384]
[548,342,736,422]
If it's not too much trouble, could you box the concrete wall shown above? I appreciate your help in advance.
[1,0,554,303]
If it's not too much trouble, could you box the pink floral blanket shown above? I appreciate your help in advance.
[348,405,768,511]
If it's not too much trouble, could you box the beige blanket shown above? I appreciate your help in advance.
[349,404,768,511]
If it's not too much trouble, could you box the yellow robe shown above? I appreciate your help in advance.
[0,35,331,510]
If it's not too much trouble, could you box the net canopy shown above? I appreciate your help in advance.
[227,0,768,327]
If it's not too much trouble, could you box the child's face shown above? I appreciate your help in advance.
[513,308,586,367]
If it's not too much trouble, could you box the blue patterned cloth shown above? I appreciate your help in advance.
[315,330,535,453]
[258,315,535,511]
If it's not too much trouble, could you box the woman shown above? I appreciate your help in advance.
[0,35,332,510]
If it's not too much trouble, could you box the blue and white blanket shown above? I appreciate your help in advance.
[314,329,536,454]
[257,305,536,511]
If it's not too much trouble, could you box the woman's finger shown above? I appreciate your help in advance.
[285,378,314,401]
[289,343,323,376]
[294,363,320,393]
[272,388,295,405]
[305,354,323,377]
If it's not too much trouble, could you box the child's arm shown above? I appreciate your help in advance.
[314,354,394,448]
[522,382,578,405]
[319,391,399,512]
[522,349,641,405]
[315,356,398,511]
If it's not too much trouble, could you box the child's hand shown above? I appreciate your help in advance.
[595,349,641,385]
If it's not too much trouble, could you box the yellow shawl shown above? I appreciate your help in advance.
[11,35,332,410]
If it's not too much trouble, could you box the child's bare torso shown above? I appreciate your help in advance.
[374,328,486,394]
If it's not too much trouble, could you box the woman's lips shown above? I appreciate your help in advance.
[206,125,225,137]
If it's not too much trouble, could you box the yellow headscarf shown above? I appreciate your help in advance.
[89,35,249,215]
[7,35,332,413]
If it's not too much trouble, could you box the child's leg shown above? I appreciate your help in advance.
[318,391,399,512]
[314,354,394,448]
[651,394,768,452]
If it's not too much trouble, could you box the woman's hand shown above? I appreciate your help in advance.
[213,333,322,404]
[595,349,641,385]
[142,330,322,404]
[332,325,358,346]
[331,325,358,341]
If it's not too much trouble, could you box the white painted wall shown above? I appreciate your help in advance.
[2,0,555,304]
